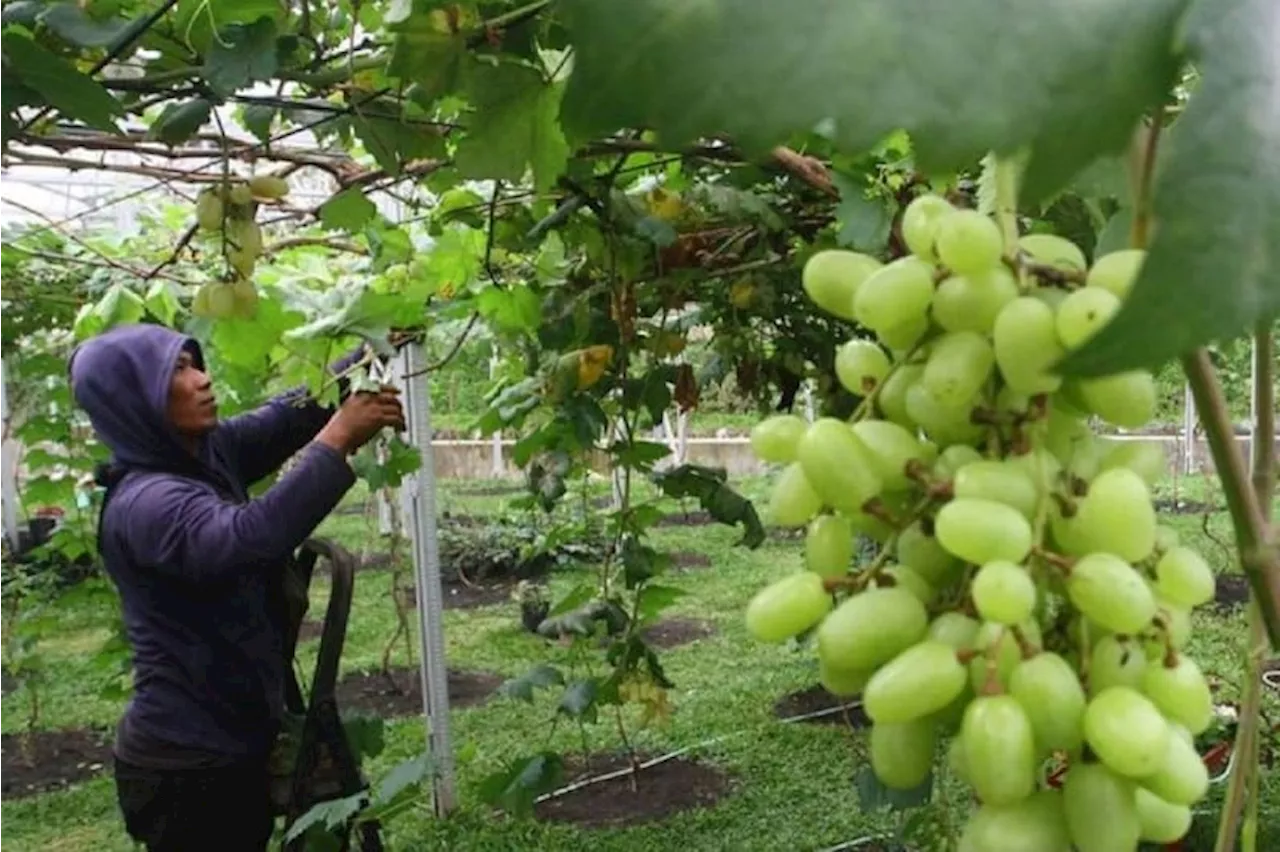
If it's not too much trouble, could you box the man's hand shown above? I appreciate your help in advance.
[315,386,406,456]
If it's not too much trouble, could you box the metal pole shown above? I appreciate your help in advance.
[1249,335,1259,464]
[488,348,503,478]
[1,358,21,551]
[1182,381,1196,475]
[400,344,457,815]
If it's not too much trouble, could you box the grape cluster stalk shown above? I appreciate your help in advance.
[745,194,1217,851]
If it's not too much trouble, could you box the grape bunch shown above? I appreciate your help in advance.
[745,194,1216,851]
[191,175,290,320]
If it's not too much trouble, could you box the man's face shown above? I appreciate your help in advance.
[167,349,218,437]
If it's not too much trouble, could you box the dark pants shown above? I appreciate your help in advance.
[115,757,275,852]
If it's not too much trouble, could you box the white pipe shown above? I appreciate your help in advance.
[0,357,20,550]
[401,344,457,815]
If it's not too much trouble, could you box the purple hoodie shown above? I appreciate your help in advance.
[70,324,361,768]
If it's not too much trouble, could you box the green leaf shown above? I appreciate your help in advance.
[39,3,131,47]
[557,679,598,721]
[637,584,685,623]
[548,582,596,618]
[559,0,1185,201]
[855,764,933,811]
[373,753,433,805]
[203,17,279,97]
[1093,208,1134,259]
[455,61,570,192]
[833,174,893,253]
[319,188,378,232]
[240,103,276,142]
[1062,0,1280,376]
[476,284,542,335]
[389,31,466,104]
[476,752,564,816]
[174,0,281,54]
[652,463,765,548]
[497,663,565,702]
[1,31,123,132]
[149,98,213,146]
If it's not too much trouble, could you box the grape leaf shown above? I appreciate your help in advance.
[1,31,124,132]
[203,17,279,97]
[174,0,281,54]
[832,174,893,253]
[455,61,570,192]
[38,3,131,47]
[320,189,377,232]
[240,103,276,142]
[559,0,1185,201]
[149,98,213,146]
[1061,0,1280,376]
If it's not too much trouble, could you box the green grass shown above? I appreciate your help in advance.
[3,474,1278,851]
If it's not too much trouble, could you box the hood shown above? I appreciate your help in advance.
[69,323,208,473]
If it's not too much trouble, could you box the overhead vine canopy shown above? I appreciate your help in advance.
[1,0,1277,375]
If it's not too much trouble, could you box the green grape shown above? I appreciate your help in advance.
[1135,788,1192,843]
[1069,468,1157,563]
[1079,369,1157,429]
[817,587,928,671]
[1063,763,1141,852]
[932,267,1019,334]
[901,193,955,261]
[805,514,854,579]
[1151,597,1192,650]
[917,438,940,466]
[797,418,883,513]
[933,444,985,479]
[744,571,833,643]
[1087,249,1146,300]
[834,339,891,395]
[847,501,899,543]
[1084,686,1170,778]
[968,620,1042,692]
[767,463,824,528]
[1154,547,1214,608]
[1031,284,1071,310]
[953,460,1040,519]
[1143,723,1209,805]
[864,640,967,724]
[958,791,1072,852]
[896,521,963,586]
[1020,233,1088,273]
[1009,652,1086,753]
[852,419,926,490]
[819,656,873,698]
[1040,403,1093,469]
[854,257,936,335]
[1098,439,1167,486]
[922,331,995,407]
[972,561,1036,625]
[878,314,930,351]
[935,498,1034,565]
[869,718,937,789]
[749,414,808,463]
[995,384,1032,420]
[802,249,883,320]
[935,209,1004,275]
[993,297,1066,394]
[1067,553,1157,635]
[1055,286,1120,349]
[960,695,1037,805]
[876,564,937,605]
[928,611,981,649]
[1089,635,1148,696]
[877,363,923,427]
[905,383,985,446]
[1008,447,1062,501]
[1142,655,1212,734]
[934,680,976,735]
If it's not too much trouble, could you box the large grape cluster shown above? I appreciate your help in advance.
[745,194,1216,851]
[191,175,290,320]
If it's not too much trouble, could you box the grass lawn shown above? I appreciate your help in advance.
[2,472,1277,851]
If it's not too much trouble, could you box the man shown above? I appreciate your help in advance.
[68,323,405,852]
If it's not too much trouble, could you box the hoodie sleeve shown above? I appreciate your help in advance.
[117,442,357,583]
[218,345,367,485]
